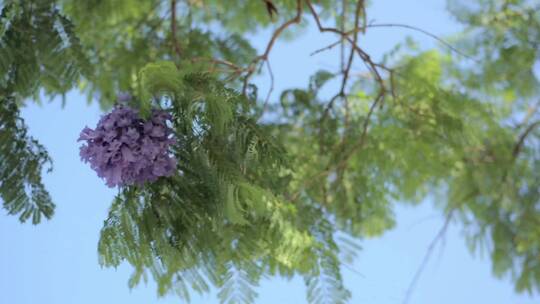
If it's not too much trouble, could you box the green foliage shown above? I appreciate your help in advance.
[0,93,54,224]
[448,0,540,100]
[304,218,351,304]
[1,0,540,301]
[0,0,91,98]
[98,69,319,303]
[445,0,540,293]
[0,0,87,225]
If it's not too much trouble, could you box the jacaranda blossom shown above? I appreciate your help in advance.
[78,105,177,187]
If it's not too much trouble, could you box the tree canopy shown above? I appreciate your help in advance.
[1,0,539,303]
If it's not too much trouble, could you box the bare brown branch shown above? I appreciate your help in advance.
[339,0,365,128]
[242,0,303,95]
[341,1,365,95]
[307,0,388,165]
[311,22,474,62]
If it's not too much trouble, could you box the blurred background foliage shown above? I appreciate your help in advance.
[1,0,540,302]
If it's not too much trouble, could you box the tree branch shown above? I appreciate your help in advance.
[306,0,386,93]
[340,0,364,96]
[170,0,182,60]
[262,59,275,116]
[311,22,475,62]
[402,210,454,304]
[366,23,477,62]
[512,120,540,159]
[339,0,365,128]
[287,1,394,201]
[242,0,303,95]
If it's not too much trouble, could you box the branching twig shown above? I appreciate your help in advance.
[311,22,475,62]
[304,2,386,96]
[309,0,384,140]
[340,0,364,96]
[242,0,303,95]
[289,1,391,200]
[336,88,384,167]
[339,0,365,128]
[293,89,385,202]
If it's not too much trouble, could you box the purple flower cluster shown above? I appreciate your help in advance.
[78,106,177,188]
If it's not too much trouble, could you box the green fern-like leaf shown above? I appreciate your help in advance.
[0,94,54,224]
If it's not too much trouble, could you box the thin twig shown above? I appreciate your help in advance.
[242,0,303,95]
[340,0,346,72]
[311,40,342,56]
[311,22,476,62]
[342,263,366,278]
[262,59,274,115]
[497,104,540,183]
[402,210,454,304]
[512,120,540,159]
[289,1,391,200]
[336,88,384,167]
[340,0,364,95]
[339,0,365,128]
[292,89,384,201]
[366,23,477,62]
[517,99,540,129]
[170,0,182,60]
[319,92,343,153]
[304,2,386,92]
[190,57,243,72]
[308,0,385,125]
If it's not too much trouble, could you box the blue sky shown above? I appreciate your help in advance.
[1,1,538,303]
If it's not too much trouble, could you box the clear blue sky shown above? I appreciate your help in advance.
[1,1,538,303]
